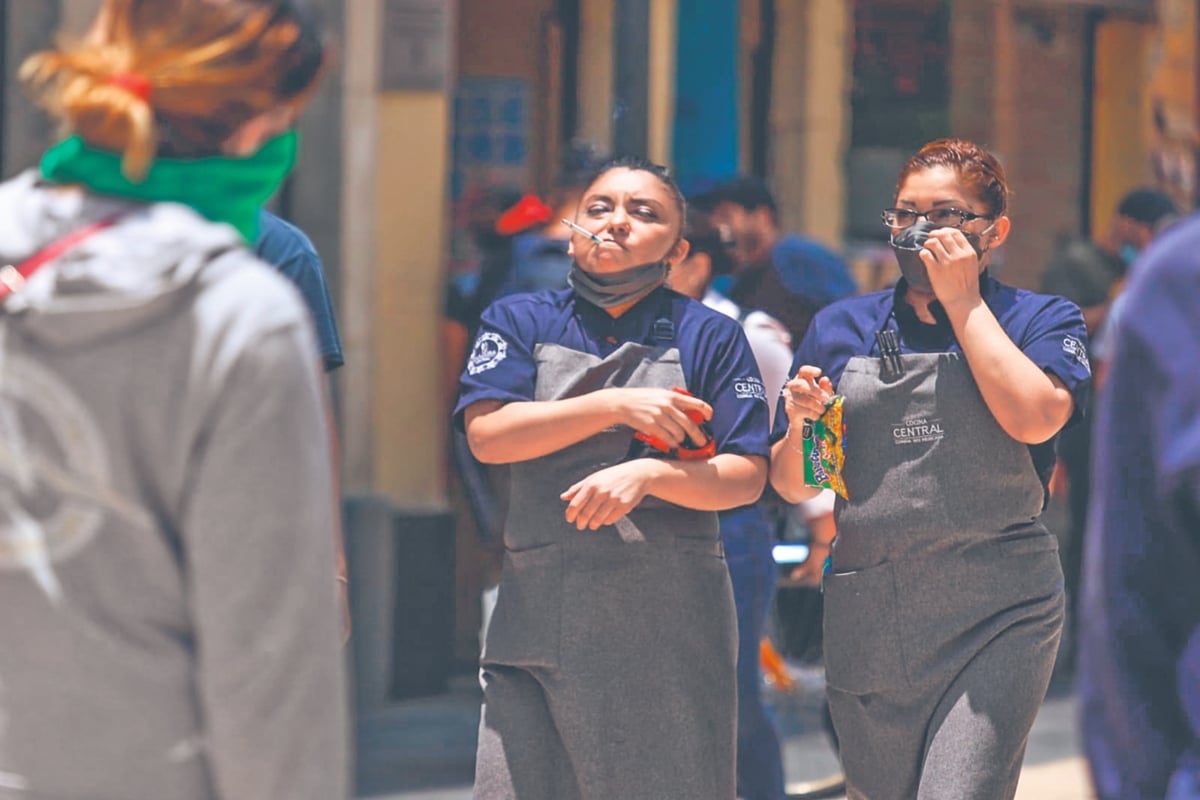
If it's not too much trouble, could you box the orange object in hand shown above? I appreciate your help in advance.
[633,387,716,460]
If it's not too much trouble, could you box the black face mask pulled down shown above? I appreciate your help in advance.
[890,220,987,293]
[568,260,669,309]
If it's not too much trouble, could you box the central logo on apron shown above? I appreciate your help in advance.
[892,416,945,445]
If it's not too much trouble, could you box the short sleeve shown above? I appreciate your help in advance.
[689,317,771,460]
[1018,295,1093,425]
[255,212,344,371]
[452,299,539,431]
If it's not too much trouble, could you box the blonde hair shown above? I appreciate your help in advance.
[21,0,326,180]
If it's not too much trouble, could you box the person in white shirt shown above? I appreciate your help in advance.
[671,212,835,800]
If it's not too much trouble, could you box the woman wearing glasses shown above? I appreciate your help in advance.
[769,139,1091,799]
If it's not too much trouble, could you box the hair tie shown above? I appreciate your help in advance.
[106,72,153,102]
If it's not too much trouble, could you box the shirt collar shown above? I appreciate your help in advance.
[573,284,676,338]
[891,270,998,347]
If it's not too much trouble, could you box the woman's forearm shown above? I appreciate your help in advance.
[768,433,825,504]
[944,298,1075,443]
[640,453,768,510]
[465,395,619,464]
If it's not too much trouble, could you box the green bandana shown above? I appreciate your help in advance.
[39,131,298,244]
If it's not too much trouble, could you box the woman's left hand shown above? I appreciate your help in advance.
[561,461,653,531]
[921,228,982,310]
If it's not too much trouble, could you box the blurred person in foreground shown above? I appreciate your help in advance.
[701,176,858,344]
[0,1,347,798]
[1080,212,1200,800]
[1040,188,1178,680]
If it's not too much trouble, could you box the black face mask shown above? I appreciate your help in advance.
[890,220,989,292]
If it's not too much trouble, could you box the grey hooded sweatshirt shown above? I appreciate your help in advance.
[0,172,347,800]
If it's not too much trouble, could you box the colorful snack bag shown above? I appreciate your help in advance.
[802,395,848,499]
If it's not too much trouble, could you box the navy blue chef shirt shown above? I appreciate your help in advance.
[1080,214,1200,800]
[455,286,771,461]
[256,210,344,372]
[771,273,1092,494]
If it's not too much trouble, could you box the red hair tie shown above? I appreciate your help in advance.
[106,72,153,102]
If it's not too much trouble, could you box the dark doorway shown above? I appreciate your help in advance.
[844,0,951,241]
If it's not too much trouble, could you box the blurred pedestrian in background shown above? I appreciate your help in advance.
[1080,211,1200,800]
[500,141,606,298]
[700,177,858,344]
[770,138,1091,799]
[457,157,769,799]
[1040,187,1177,681]
[441,185,551,652]
[671,210,792,800]
[257,208,344,372]
[0,1,347,797]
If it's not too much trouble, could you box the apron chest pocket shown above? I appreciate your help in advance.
[482,544,563,670]
[821,561,911,695]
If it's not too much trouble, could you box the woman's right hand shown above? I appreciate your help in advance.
[604,387,712,449]
[782,366,834,424]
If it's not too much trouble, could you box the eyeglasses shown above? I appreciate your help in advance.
[881,207,994,229]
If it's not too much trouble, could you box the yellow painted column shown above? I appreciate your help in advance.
[577,0,615,153]
[1090,19,1152,231]
[769,0,850,249]
[992,0,1016,162]
[1145,0,1196,212]
[340,0,452,509]
[372,93,451,509]
[647,0,678,166]
[340,0,382,494]
[800,0,850,249]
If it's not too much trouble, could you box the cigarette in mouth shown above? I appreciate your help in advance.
[561,218,603,243]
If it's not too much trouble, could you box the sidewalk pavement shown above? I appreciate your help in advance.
[355,668,1094,800]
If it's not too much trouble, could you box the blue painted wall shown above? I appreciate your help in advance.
[672,0,740,194]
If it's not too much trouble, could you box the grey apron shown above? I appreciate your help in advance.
[473,316,737,800]
[822,351,1064,800]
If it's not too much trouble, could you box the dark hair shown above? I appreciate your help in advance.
[685,209,735,275]
[586,155,687,229]
[1116,188,1178,227]
[895,138,1010,216]
[706,176,778,219]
